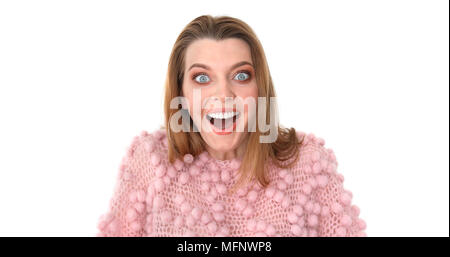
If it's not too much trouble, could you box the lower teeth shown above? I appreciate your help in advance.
[211,118,235,130]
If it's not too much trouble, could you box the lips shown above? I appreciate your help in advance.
[204,108,241,132]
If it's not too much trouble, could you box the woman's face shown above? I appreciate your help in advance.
[181,38,258,159]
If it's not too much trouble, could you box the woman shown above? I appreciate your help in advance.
[96,15,367,237]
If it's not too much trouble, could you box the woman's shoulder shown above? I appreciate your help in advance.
[116,128,170,184]
[277,130,344,191]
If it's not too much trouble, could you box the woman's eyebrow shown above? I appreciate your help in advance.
[187,61,253,72]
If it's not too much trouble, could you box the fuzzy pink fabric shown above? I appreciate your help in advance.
[96,129,367,237]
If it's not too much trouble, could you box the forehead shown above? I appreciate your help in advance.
[185,38,252,69]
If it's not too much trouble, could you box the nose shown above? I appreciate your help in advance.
[213,77,235,102]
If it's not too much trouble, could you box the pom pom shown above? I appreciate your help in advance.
[234,199,247,212]
[155,165,166,178]
[311,151,321,162]
[212,203,224,212]
[337,173,345,182]
[301,184,312,195]
[153,196,164,210]
[273,190,284,203]
[200,212,212,225]
[199,151,209,162]
[221,170,231,182]
[307,214,318,227]
[298,217,305,227]
[201,182,210,192]
[316,137,325,146]
[150,153,161,166]
[265,224,276,236]
[161,210,173,224]
[201,171,211,182]
[166,165,176,178]
[143,141,155,153]
[277,180,287,190]
[210,170,220,182]
[247,190,258,202]
[183,154,194,164]
[293,204,304,216]
[236,187,248,197]
[180,202,192,214]
[340,192,353,206]
[208,162,219,172]
[242,206,255,218]
[357,218,367,230]
[174,194,185,205]
[303,165,312,174]
[351,205,360,216]
[217,226,230,237]
[316,175,329,187]
[331,202,343,214]
[265,186,276,198]
[185,215,196,227]
[174,216,183,228]
[287,212,299,224]
[305,201,314,212]
[320,159,328,171]
[188,164,200,176]
[313,203,321,215]
[321,206,330,217]
[312,162,322,174]
[191,207,203,220]
[216,183,227,195]
[284,173,294,185]
[179,172,189,185]
[213,212,225,222]
[247,219,257,232]
[134,202,145,213]
[230,159,241,169]
[126,208,137,222]
[174,158,184,171]
[307,177,317,188]
[136,190,145,202]
[341,214,352,227]
[128,191,138,203]
[298,193,308,205]
[326,163,337,174]
[130,221,141,232]
[256,220,267,231]
[291,224,302,236]
[207,221,218,233]
[108,220,118,233]
[154,178,165,192]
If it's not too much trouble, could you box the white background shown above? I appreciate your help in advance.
[0,0,448,236]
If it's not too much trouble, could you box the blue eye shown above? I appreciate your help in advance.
[234,72,250,81]
[194,74,210,84]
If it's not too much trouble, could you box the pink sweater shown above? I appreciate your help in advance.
[96,129,367,237]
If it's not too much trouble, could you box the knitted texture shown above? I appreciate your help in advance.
[96,129,367,237]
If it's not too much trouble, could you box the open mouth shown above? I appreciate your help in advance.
[205,111,241,132]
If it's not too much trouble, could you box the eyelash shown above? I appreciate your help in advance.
[191,70,252,84]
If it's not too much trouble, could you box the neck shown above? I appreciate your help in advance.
[205,135,249,161]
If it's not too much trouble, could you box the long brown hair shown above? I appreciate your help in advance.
[163,15,303,193]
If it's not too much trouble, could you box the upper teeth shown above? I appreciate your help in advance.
[207,112,239,119]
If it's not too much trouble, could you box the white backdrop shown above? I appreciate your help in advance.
[0,0,448,236]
